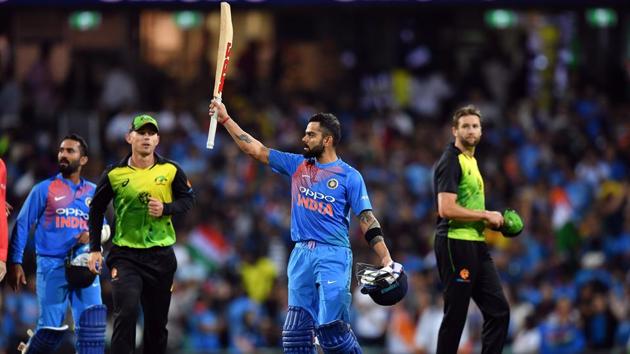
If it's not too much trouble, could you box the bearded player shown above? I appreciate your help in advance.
[8,134,108,354]
[433,105,510,354]
[209,100,403,353]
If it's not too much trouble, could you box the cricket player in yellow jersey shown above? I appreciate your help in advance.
[87,114,195,354]
[433,105,509,354]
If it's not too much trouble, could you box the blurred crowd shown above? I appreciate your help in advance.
[1,12,630,354]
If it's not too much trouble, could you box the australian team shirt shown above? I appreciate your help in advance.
[433,143,486,241]
[268,150,372,248]
[9,174,98,263]
[88,153,195,251]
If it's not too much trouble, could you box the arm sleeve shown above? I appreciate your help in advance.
[89,168,114,252]
[347,170,372,216]
[9,182,47,264]
[0,159,7,262]
[268,149,302,176]
[435,153,461,194]
[162,164,196,216]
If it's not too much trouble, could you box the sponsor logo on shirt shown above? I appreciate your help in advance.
[297,186,335,217]
[138,192,150,205]
[55,207,89,229]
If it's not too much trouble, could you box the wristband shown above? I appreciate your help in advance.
[365,227,383,245]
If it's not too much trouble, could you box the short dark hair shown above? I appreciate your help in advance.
[62,134,89,157]
[452,105,482,128]
[308,113,341,146]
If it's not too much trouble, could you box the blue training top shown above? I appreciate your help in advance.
[269,150,372,248]
[10,173,99,263]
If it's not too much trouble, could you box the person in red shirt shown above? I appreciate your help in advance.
[0,157,8,281]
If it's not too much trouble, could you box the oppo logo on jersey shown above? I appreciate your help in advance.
[298,187,336,203]
[297,187,334,217]
[55,207,89,229]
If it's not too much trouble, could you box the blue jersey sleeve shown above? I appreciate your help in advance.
[268,149,303,177]
[9,182,47,264]
[347,170,372,216]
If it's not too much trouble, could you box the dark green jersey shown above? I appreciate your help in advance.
[433,143,485,241]
[88,153,195,251]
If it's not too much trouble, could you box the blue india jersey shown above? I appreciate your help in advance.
[268,150,372,247]
[9,174,100,263]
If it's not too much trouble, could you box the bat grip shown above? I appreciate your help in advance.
[206,96,222,149]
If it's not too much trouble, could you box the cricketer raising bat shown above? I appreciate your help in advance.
[207,2,233,149]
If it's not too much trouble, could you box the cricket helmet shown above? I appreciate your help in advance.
[356,262,408,306]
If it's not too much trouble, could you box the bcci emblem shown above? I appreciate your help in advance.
[154,175,168,185]
[327,178,338,190]
[85,197,92,207]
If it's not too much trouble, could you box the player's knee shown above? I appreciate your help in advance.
[282,306,316,354]
[114,302,138,323]
[316,320,362,354]
[76,305,107,354]
[496,304,510,327]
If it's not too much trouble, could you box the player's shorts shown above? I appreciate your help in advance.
[287,241,353,325]
[36,256,102,329]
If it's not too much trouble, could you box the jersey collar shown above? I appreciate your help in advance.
[313,158,341,168]
[55,173,85,188]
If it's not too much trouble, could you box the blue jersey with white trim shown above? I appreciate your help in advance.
[9,174,101,263]
[269,150,372,247]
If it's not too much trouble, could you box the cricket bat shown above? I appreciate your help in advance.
[207,2,233,149]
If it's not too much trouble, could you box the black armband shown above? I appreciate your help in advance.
[365,227,384,245]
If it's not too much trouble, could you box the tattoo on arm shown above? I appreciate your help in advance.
[359,210,380,230]
[238,134,252,143]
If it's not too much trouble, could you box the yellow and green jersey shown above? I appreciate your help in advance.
[433,143,485,241]
[88,153,195,250]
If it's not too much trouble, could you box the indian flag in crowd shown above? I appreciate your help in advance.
[187,224,233,271]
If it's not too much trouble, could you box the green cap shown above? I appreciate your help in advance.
[500,209,524,238]
[131,114,159,132]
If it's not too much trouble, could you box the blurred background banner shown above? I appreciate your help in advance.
[1,0,630,353]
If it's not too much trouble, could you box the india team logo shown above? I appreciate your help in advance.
[327,178,338,190]
[85,197,92,207]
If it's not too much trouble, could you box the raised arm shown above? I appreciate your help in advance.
[358,210,392,267]
[209,100,270,164]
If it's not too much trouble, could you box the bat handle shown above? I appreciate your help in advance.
[206,95,222,149]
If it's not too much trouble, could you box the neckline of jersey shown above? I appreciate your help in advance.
[314,158,341,168]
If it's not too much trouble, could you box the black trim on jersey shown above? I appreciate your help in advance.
[162,164,195,215]
[433,143,463,239]
[89,165,115,252]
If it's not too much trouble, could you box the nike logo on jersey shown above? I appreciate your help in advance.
[327,280,337,284]
[54,196,66,201]
[122,179,130,187]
